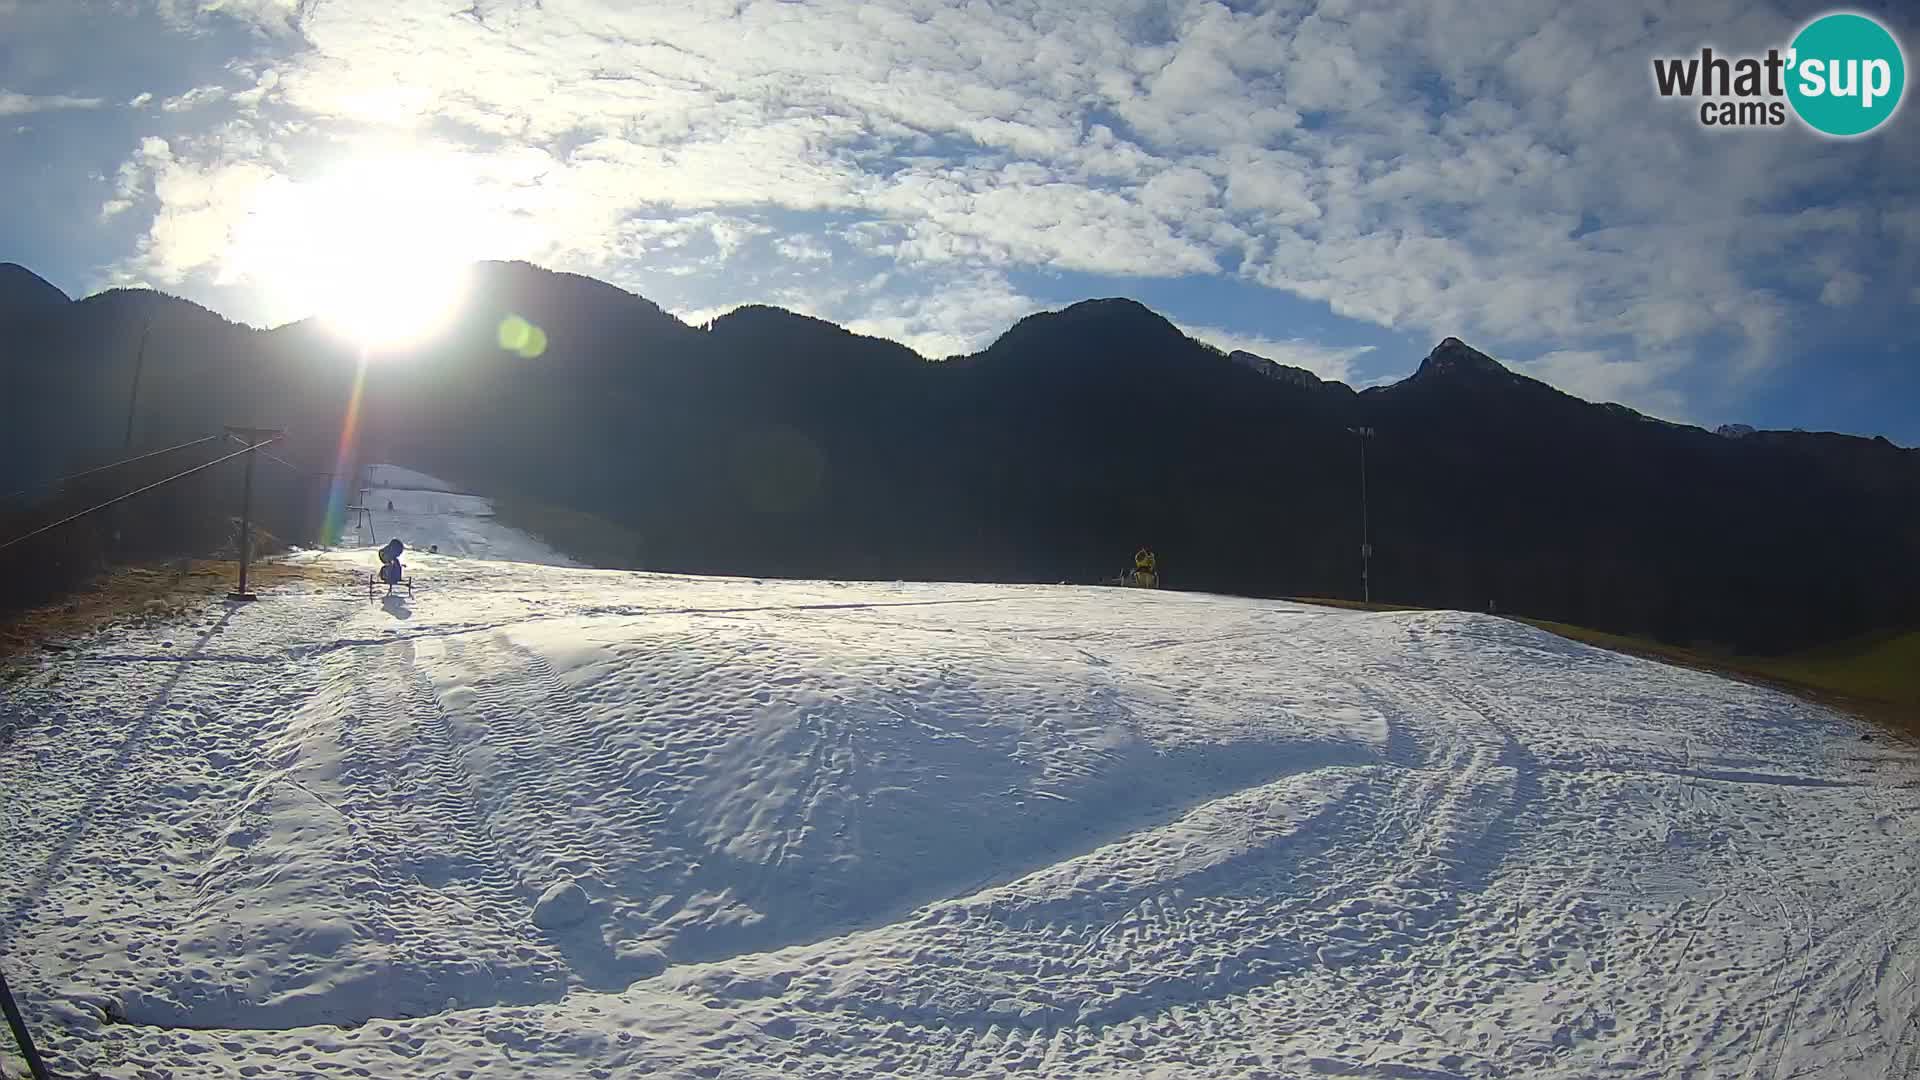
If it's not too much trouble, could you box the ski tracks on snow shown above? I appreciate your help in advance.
[7,570,1920,1080]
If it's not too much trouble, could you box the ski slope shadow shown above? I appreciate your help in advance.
[110,632,587,1032]
[0,604,242,954]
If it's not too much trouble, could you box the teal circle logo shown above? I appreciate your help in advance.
[1787,13,1905,136]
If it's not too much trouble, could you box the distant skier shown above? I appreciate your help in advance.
[387,499,394,511]
[377,538,406,594]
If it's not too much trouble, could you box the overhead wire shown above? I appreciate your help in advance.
[221,433,337,479]
[0,436,281,554]
[0,434,222,501]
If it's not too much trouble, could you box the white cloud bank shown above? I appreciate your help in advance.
[68,0,1920,419]
[1176,323,1376,385]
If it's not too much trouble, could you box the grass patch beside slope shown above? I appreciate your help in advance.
[1762,631,1920,709]
[1286,596,1426,613]
[0,558,338,671]
[1525,620,1920,734]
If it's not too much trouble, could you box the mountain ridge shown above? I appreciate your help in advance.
[0,259,1905,449]
[0,261,71,326]
[1,257,1912,654]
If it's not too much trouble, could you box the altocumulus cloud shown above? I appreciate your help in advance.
[16,0,1920,426]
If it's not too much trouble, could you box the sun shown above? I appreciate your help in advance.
[240,153,481,351]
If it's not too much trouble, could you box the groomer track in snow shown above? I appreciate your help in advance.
[2,548,1919,1077]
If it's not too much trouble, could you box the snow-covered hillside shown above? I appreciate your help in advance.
[2,553,1919,1078]
[337,464,576,567]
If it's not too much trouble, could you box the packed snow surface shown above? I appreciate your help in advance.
[337,464,576,567]
[3,558,1919,1077]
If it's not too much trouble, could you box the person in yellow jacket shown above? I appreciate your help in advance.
[1133,546,1158,588]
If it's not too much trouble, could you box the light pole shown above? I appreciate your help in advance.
[123,319,150,450]
[225,427,284,601]
[109,318,152,555]
[1348,426,1375,603]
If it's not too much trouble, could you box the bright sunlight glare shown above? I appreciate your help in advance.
[235,153,481,351]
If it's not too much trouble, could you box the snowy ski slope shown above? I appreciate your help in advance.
[2,541,1919,1077]
[336,464,577,567]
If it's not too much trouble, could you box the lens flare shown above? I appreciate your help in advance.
[321,357,369,545]
[497,314,549,358]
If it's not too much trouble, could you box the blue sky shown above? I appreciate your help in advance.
[2,0,1916,442]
